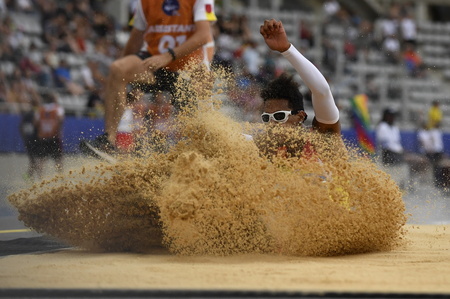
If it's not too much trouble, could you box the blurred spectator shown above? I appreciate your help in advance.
[16,0,33,13]
[402,42,424,77]
[334,8,353,28]
[418,121,443,163]
[382,34,401,64]
[73,25,89,54]
[299,20,314,49]
[344,38,357,62]
[376,108,404,166]
[0,42,16,62]
[418,121,448,189]
[0,0,7,18]
[37,0,58,37]
[323,0,340,22]
[79,59,101,91]
[212,12,255,75]
[257,51,277,85]
[400,11,417,45]
[218,13,251,41]
[376,108,428,189]
[322,38,337,74]
[375,107,408,189]
[43,41,59,69]
[211,20,235,72]
[0,72,7,104]
[228,70,263,123]
[5,78,33,114]
[53,59,70,88]
[92,11,112,38]
[86,88,104,119]
[43,11,68,45]
[427,100,442,130]
[128,0,139,26]
[380,5,400,40]
[242,40,262,77]
[53,59,84,95]
[354,20,375,59]
[365,75,380,101]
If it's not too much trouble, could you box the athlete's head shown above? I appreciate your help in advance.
[260,73,307,126]
[381,108,397,126]
[41,92,58,104]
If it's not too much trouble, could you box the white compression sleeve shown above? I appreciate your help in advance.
[281,44,339,124]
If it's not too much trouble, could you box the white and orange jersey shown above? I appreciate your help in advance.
[133,0,216,71]
[36,103,64,139]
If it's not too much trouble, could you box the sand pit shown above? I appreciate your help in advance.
[0,224,449,294]
[5,64,446,296]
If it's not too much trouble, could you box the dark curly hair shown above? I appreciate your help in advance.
[260,73,304,112]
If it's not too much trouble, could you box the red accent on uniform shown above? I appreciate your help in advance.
[301,141,316,160]
[116,132,134,152]
[205,4,212,13]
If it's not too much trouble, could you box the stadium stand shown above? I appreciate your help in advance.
[0,0,449,133]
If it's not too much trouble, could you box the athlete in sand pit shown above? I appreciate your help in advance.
[9,20,406,256]
[80,0,217,159]
[257,19,341,151]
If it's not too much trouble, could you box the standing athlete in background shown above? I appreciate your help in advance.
[80,0,216,159]
[20,100,40,182]
[35,92,65,178]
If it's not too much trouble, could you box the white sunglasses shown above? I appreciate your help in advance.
[261,110,293,123]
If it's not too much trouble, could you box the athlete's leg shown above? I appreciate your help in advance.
[104,55,154,144]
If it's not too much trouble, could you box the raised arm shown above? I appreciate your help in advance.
[260,19,340,134]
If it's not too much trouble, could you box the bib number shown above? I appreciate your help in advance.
[158,35,187,53]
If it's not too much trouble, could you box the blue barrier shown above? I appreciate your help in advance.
[0,114,104,154]
[1,113,449,155]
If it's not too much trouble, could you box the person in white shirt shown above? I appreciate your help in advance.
[400,12,417,44]
[376,108,429,189]
[375,108,403,166]
[418,122,446,188]
[418,123,444,160]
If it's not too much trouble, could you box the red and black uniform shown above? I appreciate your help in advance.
[35,103,64,159]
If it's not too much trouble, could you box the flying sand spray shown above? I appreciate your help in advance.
[8,62,407,256]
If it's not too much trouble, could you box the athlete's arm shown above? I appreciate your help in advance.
[282,45,340,134]
[165,20,212,65]
[165,0,215,65]
[122,27,145,57]
[142,20,212,71]
[260,19,340,134]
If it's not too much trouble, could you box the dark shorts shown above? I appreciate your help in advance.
[133,51,179,97]
[35,137,63,159]
[23,137,39,158]
[381,149,403,166]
